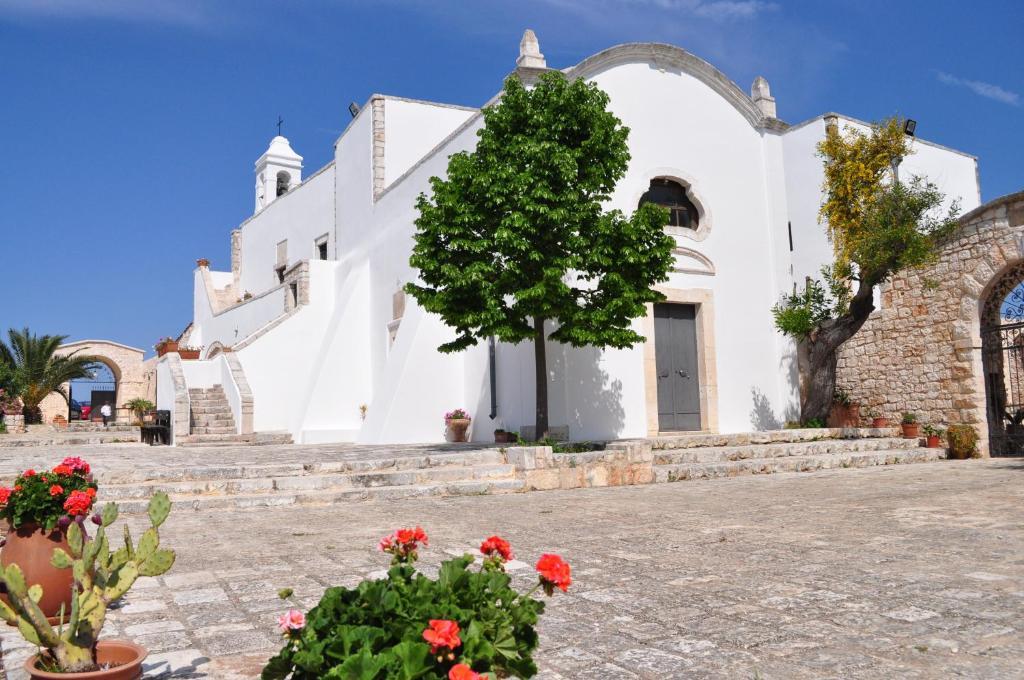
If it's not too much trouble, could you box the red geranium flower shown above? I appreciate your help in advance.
[61,457,90,474]
[422,619,461,654]
[23,469,36,478]
[449,664,482,680]
[63,490,93,517]
[0,487,11,505]
[85,488,96,498]
[480,535,513,561]
[49,485,64,497]
[379,526,429,563]
[536,553,572,594]
[51,465,73,476]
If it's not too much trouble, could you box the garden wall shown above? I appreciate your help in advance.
[836,191,1024,456]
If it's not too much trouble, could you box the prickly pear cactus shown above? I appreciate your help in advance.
[0,492,175,673]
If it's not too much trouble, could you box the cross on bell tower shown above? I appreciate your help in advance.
[276,116,283,136]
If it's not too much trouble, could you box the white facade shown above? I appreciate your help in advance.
[177,35,981,444]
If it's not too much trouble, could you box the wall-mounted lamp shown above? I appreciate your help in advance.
[348,102,360,118]
[904,119,917,137]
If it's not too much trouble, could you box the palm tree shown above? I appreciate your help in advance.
[0,328,98,424]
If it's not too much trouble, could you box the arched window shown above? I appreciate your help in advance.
[276,171,291,197]
[639,178,700,229]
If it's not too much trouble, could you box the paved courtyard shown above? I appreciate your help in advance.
[2,453,1023,679]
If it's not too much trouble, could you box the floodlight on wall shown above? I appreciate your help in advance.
[904,119,917,136]
[348,102,360,118]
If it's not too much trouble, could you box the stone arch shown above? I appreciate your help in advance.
[630,168,713,242]
[834,190,1024,458]
[204,341,229,359]
[39,340,148,425]
[976,258,1024,454]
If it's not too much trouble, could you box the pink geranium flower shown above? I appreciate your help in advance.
[277,609,306,634]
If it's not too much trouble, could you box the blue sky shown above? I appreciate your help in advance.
[1,0,1021,352]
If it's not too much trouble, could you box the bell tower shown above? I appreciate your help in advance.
[254,135,303,213]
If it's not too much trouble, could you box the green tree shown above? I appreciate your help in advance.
[407,72,675,437]
[0,328,97,424]
[773,118,959,423]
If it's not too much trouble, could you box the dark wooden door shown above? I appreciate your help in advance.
[654,303,701,431]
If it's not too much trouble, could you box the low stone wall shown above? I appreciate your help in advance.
[505,443,654,491]
[836,191,1024,457]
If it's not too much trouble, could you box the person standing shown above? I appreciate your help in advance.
[100,402,112,427]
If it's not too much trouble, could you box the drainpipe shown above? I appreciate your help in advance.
[488,336,497,420]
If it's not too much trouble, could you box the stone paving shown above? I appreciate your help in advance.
[2,456,1023,678]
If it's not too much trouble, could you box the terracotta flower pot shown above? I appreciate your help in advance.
[155,341,178,357]
[447,418,471,442]
[871,417,889,428]
[177,349,200,360]
[25,640,147,680]
[926,435,942,448]
[827,403,861,428]
[1,522,73,622]
[494,430,516,444]
[901,423,920,439]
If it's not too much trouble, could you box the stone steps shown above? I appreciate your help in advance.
[176,432,292,447]
[654,447,946,482]
[113,477,525,512]
[99,463,516,500]
[652,437,918,465]
[187,386,239,442]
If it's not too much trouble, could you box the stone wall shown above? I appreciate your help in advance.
[38,340,149,425]
[836,191,1024,456]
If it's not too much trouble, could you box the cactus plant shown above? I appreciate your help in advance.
[0,492,175,673]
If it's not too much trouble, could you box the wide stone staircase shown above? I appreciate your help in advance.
[101,448,523,512]
[94,428,949,513]
[649,429,943,482]
[178,386,291,447]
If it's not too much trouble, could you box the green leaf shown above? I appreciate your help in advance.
[147,492,171,528]
[51,548,73,569]
[27,584,43,603]
[67,522,84,557]
[100,502,118,527]
[136,527,158,562]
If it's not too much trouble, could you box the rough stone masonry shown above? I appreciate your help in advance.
[837,191,1024,456]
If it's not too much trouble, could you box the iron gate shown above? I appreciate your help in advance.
[982,321,1024,456]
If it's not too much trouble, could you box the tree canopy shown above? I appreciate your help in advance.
[407,71,675,435]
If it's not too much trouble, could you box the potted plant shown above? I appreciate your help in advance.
[177,346,202,360]
[124,398,154,426]
[947,424,979,459]
[154,337,178,357]
[494,428,518,444]
[445,409,471,442]
[263,526,570,679]
[922,425,945,448]
[865,408,889,428]
[900,412,920,439]
[0,492,175,678]
[827,389,860,428]
[0,458,98,621]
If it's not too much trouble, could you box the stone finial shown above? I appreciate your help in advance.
[823,113,840,135]
[750,76,776,118]
[517,29,546,69]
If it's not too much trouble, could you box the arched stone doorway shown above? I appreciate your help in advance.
[39,340,149,425]
[980,261,1024,456]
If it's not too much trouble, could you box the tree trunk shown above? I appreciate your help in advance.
[533,316,549,439]
[800,282,876,424]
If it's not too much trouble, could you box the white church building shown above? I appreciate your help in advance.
[159,33,981,445]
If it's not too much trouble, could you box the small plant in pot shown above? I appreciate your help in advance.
[493,428,518,444]
[176,345,202,360]
[262,526,570,679]
[153,338,177,357]
[947,424,979,459]
[922,425,945,449]
[0,492,175,679]
[866,408,889,428]
[900,412,920,439]
[0,458,98,621]
[827,389,860,428]
[445,408,471,443]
